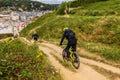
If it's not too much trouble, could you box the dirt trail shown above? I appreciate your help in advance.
[28,26,41,35]
[39,45,107,80]
[21,38,120,80]
[40,42,120,75]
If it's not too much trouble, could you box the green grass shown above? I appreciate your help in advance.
[0,39,62,80]
[79,41,120,62]
[0,33,13,39]
[20,0,120,63]
[70,0,120,16]
[20,13,55,37]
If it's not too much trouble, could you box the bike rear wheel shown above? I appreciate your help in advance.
[72,53,80,69]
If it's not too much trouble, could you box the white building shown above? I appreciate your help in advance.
[11,11,19,21]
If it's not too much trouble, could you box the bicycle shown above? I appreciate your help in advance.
[62,48,80,69]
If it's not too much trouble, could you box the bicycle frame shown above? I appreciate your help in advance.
[69,48,75,62]
[62,47,80,69]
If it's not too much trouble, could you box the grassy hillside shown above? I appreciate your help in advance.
[20,0,120,64]
[0,39,61,80]
[70,0,120,16]
[0,33,13,39]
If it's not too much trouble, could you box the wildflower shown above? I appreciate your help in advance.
[36,51,44,58]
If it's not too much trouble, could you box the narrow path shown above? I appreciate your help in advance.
[39,45,107,80]
[28,26,41,35]
[40,42,120,75]
[21,38,120,80]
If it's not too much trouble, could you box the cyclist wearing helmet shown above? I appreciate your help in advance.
[59,27,77,59]
[32,31,39,41]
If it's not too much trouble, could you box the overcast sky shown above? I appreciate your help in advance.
[33,0,71,4]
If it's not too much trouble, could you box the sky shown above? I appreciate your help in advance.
[33,0,71,4]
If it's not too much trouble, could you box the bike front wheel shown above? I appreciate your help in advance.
[72,53,80,69]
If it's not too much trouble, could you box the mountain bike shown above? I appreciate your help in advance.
[62,48,80,69]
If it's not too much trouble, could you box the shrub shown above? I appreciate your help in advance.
[0,39,61,80]
[56,2,68,15]
[0,33,13,39]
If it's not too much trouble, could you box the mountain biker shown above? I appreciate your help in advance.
[59,27,77,59]
[32,31,39,42]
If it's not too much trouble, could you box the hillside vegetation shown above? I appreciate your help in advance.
[0,0,57,11]
[70,0,120,16]
[0,39,61,80]
[20,0,120,64]
[0,34,13,39]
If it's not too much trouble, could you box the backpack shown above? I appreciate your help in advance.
[34,34,39,38]
[68,30,75,39]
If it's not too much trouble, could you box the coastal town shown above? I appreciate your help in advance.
[0,10,51,35]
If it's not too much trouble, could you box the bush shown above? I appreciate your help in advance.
[56,2,68,15]
[0,39,61,80]
[0,33,13,39]
[70,1,81,7]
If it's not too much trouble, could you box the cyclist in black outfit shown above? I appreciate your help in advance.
[59,28,77,59]
[32,32,39,41]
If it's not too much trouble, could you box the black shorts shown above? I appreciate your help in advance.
[34,38,38,41]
